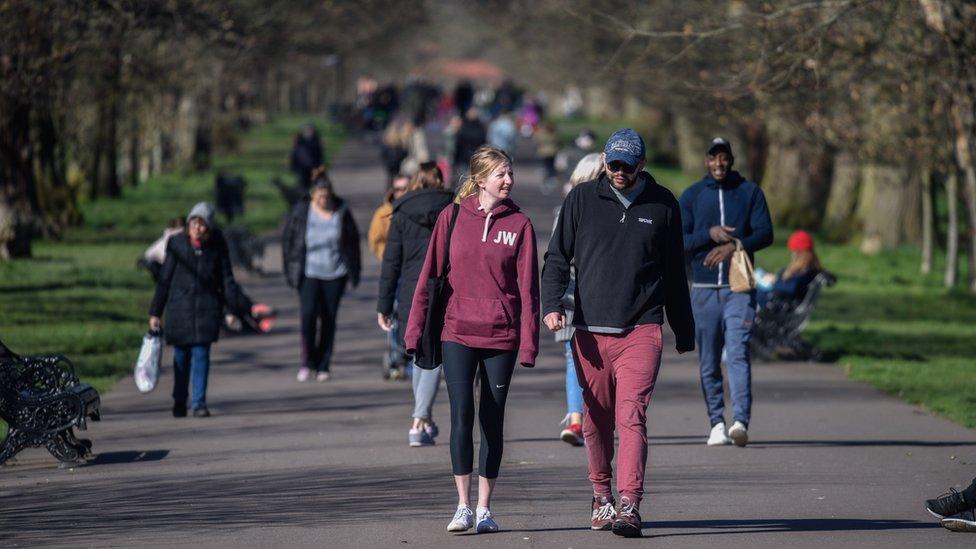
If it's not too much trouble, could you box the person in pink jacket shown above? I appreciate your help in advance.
[405,145,539,534]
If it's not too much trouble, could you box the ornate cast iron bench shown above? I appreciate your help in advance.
[0,341,100,467]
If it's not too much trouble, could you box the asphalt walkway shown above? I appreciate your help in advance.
[2,139,974,548]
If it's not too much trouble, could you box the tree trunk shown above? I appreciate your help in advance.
[921,169,934,274]
[0,96,39,258]
[741,120,767,183]
[950,94,976,291]
[823,151,862,242]
[945,171,959,287]
[857,164,920,253]
[673,112,705,175]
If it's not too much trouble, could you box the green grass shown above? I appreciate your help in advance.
[631,157,976,430]
[754,229,976,428]
[0,114,343,402]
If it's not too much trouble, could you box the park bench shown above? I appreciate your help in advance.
[0,341,100,467]
[751,271,837,361]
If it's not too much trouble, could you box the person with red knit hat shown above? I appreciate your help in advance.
[756,229,824,309]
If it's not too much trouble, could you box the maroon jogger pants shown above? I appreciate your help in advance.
[572,324,663,503]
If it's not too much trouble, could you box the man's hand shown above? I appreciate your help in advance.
[543,312,566,332]
[149,316,162,331]
[709,225,736,243]
[377,312,393,332]
[703,242,735,268]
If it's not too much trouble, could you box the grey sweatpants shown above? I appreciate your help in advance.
[412,363,442,420]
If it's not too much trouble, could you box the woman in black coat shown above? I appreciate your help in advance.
[376,163,453,446]
[149,202,252,418]
[282,170,361,382]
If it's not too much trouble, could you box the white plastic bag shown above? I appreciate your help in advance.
[134,331,162,393]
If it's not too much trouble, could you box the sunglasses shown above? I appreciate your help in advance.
[607,161,638,174]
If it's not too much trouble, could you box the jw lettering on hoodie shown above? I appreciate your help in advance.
[405,195,540,366]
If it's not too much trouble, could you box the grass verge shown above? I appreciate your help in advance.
[0,114,342,407]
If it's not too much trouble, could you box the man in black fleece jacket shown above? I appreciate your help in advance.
[542,129,694,538]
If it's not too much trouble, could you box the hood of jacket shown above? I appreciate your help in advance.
[392,188,454,228]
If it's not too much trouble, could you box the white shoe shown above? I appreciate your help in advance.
[728,421,748,447]
[707,422,731,446]
[476,507,499,533]
[447,505,474,532]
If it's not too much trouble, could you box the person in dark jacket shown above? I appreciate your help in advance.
[149,202,254,418]
[282,168,362,382]
[542,129,695,538]
[453,108,487,183]
[377,163,453,447]
[678,137,773,449]
[289,123,324,189]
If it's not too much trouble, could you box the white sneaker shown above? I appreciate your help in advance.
[707,422,731,446]
[296,367,311,382]
[447,505,474,532]
[476,507,499,533]
[728,421,748,447]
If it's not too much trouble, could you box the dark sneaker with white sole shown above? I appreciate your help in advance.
[927,488,969,519]
[611,496,642,538]
[941,507,976,532]
[591,494,616,530]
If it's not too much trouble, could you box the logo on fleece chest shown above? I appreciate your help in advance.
[492,230,518,246]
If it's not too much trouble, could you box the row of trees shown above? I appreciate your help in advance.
[472,0,976,290]
[0,0,421,258]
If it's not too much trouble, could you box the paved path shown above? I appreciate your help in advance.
[2,139,974,548]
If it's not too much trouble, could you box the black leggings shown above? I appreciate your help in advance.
[299,276,346,372]
[442,342,517,479]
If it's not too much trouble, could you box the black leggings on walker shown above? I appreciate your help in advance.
[442,342,517,479]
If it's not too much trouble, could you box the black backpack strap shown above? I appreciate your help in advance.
[439,203,460,278]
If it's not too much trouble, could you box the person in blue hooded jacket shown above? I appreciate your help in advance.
[678,137,773,448]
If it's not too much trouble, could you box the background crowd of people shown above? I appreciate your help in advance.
[139,75,975,537]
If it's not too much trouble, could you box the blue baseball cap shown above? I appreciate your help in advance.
[604,128,646,167]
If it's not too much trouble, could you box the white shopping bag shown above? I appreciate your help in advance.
[134,331,162,393]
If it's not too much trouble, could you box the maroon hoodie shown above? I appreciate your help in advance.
[405,194,540,366]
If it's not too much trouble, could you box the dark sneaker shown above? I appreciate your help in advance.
[942,507,976,532]
[408,428,434,447]
[172,403,187,418]
[927,488,969,519]
[591,494,616,530]
[612,496,642,538]
[192,407,211,418]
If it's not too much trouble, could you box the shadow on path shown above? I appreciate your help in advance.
[85,450,170,466]
[640,518,939,538]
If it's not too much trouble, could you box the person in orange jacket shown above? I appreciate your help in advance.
[367,173,410,259]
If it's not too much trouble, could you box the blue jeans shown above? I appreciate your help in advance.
[691,288,756,427]
[173,344,211,410]
[565,341,584,415]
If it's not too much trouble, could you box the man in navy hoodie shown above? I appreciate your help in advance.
[679,137,773,448]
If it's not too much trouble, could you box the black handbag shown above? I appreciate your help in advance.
[414,203,460,370]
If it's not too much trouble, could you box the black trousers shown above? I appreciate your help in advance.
[442,341,517,479]
[299,276,347,372]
